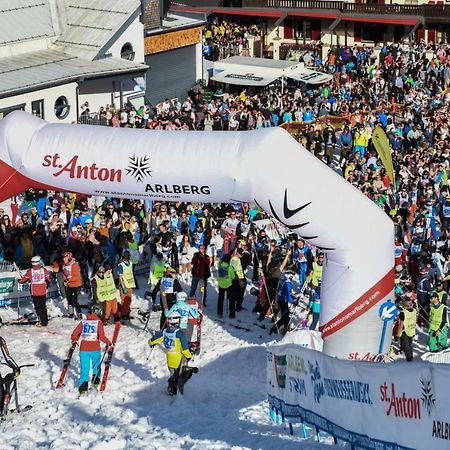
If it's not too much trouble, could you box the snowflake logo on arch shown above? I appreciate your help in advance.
[126,154,152,183]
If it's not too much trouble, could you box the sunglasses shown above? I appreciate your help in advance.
[98,271,105,274]
[100,223,106,226]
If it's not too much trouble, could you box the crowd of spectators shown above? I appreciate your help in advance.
[3,36,450,354]
[202,19,261,61]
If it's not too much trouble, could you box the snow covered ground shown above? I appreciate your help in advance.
[0,274,334,450]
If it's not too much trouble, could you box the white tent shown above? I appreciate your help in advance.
[212,56,332,86]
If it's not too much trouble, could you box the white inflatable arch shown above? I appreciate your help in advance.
[0,112,394,359]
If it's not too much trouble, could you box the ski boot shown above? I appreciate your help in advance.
[91,376,100,389]
[78,381,89,395]
[189,343,200,356]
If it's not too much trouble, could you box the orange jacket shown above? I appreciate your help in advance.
[62,260,83,288]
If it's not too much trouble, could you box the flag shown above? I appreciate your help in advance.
[371,127,396,190]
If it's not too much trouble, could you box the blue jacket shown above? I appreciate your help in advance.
[167,301,200,329]
[278,279,294,304]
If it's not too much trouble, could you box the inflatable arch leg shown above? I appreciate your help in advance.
[0,112,394,359]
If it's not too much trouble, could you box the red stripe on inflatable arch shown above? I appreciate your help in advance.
[0,159,67,202]
[319,267,395,338]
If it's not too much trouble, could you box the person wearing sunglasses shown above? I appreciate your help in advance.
[91,264,120,325]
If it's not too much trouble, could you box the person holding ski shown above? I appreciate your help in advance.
[270,270,296,335]
[117,250,136,321]
[70,305,112,394]
[166,292,201,343]
[18,255,52,327]
[148,312,194,396]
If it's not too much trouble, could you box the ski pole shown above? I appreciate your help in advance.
[146,346,155,360]
[95,345,109,379]
[252,249,281,334]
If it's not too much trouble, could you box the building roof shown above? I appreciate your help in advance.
[0,0,55,46]
[0,49,148,98]
[54,0,142,59]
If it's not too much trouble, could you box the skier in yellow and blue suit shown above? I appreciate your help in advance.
[148,312,195,395]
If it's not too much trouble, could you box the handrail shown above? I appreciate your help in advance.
[241,0,450,17]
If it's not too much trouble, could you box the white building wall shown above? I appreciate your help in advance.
[195,42,203,82]
[96,16,146,110]
[106,16,145,65]
[0,83,77,123]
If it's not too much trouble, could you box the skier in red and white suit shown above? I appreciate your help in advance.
[19,255,52,327]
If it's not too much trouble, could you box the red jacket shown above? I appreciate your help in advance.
[71,314,111,351]
[19,265,51,297]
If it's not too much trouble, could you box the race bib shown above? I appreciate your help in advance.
[163,330,176,350]
[81,320,98,341]
[161,277,174,294]
[31,269,45,284]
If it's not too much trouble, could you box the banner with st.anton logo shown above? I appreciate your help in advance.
[268,344,450,449]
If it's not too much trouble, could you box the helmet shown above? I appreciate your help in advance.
[31,255,41,265]
[176,292,188,302]
[165,265,176,276]
[167,312,181,327]
[90,303,103,316]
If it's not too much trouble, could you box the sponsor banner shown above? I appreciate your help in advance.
[268,344,450,449]
[0,268,60,308]
[0,277,15,294]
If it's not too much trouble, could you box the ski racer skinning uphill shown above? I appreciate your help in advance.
[148,313,197,395]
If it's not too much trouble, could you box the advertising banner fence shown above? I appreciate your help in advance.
[267,344,450,449]
[0,265,60,308]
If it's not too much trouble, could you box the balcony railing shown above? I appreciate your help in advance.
[241,0,450,17]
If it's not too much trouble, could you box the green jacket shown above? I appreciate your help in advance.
[218,261,235,289]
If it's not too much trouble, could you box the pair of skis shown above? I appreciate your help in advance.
[55,322,121,391]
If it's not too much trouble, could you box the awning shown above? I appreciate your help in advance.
[341,15,420,25]
[211,70,278,86]
[285,67,333,84]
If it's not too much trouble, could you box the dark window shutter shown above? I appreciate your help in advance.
[284,20,294,39]
[354,22,362,42]
[311,20,321,40]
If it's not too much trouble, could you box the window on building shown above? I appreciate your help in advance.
[120,42,135,61]
[0,104,25,120]
[295,20,312,40]
[54,96,70,120]
[31,99,44,119]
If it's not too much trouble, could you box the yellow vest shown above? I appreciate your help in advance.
[437,290,447,304]
[120,261,136,289]
[94,275,112,302]
[402,308,417,337]
[150,260,165,285]
[231,256,244,280]
[106,273,117,299]
[311,262,323,287]
[430,303,447,332]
